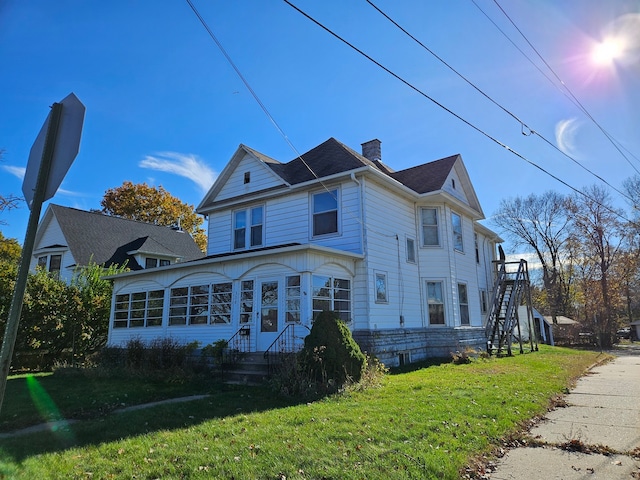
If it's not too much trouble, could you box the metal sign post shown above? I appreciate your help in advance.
[0,93,84,413]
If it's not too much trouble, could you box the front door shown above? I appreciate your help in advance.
[257,279,280,351]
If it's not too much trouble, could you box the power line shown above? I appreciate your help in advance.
[365,0,635,205]
[185,0,398,240]
[282,0,636,226]
[490,0,640,175]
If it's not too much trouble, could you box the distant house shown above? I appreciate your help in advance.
[107,138,503,366]
[31,204,204,283]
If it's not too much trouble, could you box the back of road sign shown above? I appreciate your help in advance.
[22,92,85,208]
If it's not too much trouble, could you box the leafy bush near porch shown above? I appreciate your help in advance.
[300,311,366,385]
[90,337,203,380]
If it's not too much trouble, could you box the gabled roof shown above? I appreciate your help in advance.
[198,137,484,216]
[266,137,383,185]
[389,155,459,194]
[38,205,204,270]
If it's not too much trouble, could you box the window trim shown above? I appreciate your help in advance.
[406,236,416,263]
[311,188,340,238]
[374,271,388,304]
[233,205,265,250]
[426,280,446,326]
[452,211,464,252]
[420,207,440,247]
[458,283,470,326]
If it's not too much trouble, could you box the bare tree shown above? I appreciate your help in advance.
[567,185,624,348]
[492,191,573,323]
[0,150,22,225]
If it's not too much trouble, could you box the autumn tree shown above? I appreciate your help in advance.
[567,185,625,348]
[492,191,574,322]
[100,181,207,252]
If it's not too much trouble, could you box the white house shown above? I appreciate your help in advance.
[106,138,502,366]
[31,204,204,283]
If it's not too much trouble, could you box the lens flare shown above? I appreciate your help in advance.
[26,374,75,442]
[592,37,625,66]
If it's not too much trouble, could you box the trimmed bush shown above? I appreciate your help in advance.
[300,311,366,385]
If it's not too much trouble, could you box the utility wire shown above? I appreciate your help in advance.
[185,0,398,240]
[283,0,636,226]
[185,0,317,183]
[365,0,635,205]
[491,0,640,175]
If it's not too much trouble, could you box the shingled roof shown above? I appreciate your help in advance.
[263,138,459,195]
[42,205,204,270]
[265,137,384,185]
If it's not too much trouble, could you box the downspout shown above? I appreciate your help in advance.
[351,172,370,331]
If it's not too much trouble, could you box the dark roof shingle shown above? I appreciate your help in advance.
[49,205,204,269]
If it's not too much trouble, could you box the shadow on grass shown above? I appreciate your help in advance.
[0,382,303,464]
[387,356,451,375]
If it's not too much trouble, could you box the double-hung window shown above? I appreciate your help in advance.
[421,208,439,246]
[234,206,264,250]
[452,212,464,252]
[285,275,301,323]
[312,189,338,236]
[426,281,445,325]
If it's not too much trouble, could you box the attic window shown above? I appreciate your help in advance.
[244,172,251,184]
[452,179,456,189]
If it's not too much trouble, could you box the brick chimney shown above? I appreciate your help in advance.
[361,139,381,162]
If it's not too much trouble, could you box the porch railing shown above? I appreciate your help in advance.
[263,323,310,374]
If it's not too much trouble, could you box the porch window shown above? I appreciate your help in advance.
[113,289,164,328]
[240,280,254,323]
[452,212,463,252]
[312,275,351,322]
[210,282,232,324]
[234,205,264,250]
[285,275,301,323]
[312,189,338,236]
[189,285,210,325]
[458,283,470,325]
[426,281,445,325]
[421,208,439,246]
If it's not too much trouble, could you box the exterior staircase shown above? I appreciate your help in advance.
[221,352,270,386]
[484,259,538,356]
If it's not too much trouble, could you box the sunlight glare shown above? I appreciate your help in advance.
[592,37,625,66]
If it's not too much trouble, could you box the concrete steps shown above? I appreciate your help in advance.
[221,351,270,386]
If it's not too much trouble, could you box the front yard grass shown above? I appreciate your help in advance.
[0,346,607,479]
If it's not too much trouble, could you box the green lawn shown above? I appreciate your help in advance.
[0,346,607,479]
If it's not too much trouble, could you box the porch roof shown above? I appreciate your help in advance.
[104,243,364,280]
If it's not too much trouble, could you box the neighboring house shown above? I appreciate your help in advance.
[107,138,502,366]
[31,204,204,283]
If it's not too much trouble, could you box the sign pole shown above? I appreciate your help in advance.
[0,102,63,413]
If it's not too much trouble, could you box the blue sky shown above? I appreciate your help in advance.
[1,1,639,251]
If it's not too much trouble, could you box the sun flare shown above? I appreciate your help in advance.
[592,37,625,66]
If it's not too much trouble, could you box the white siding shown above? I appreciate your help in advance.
[361,178,422,330]
[30,217,76,283]
[207,179,363,256]
[216,153,284,202]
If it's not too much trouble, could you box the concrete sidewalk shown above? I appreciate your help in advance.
[490,349,640,479]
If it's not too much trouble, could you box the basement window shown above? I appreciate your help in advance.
[398,351,411,366]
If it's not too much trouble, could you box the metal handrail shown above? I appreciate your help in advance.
[263,323,310,373]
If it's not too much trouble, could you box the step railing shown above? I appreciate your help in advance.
[263,323,310,374]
